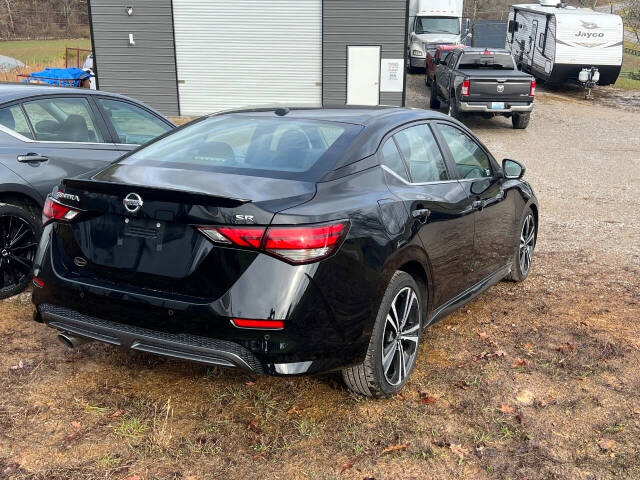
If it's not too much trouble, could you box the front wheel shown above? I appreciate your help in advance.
[507,208,536,282]
[429,83,441,109]
[342,271,423,397]
[0,202,41,299]
[448,95,465,121]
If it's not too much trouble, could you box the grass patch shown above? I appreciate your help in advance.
[0,38,91,65]
[616,42,640,90]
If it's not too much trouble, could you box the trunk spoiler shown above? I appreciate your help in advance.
[62,178,252,208]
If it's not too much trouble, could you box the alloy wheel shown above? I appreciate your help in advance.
[381,286,420,386]
[519,213,535,275]
[0,214,38,292]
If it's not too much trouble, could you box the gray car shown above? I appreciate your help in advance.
[0,84,175,298]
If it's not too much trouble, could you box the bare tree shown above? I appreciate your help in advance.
[3,0,15,37]
[623,0,640,44]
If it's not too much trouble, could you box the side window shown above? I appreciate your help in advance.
[379,138,409,182]
[446,52,457,67]
[442,52,452,66]
[437,124,492,179]
[393,125,448,183]
[98,98,171,145]
[23,97,104,143]
[0,105,33,139]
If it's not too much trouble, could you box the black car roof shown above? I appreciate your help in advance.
[0,83,134,105]
[226,106,446,127]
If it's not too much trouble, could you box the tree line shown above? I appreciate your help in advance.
[1,0,89,40]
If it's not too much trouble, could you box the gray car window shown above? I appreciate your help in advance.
[394,125,448,183]
[0,105,33,139]
[437,124,492,179]
[98,98,171,145]
[23,97,104,143]
[379,138,409,182]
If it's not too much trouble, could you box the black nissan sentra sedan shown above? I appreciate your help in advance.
[31,107,538,397]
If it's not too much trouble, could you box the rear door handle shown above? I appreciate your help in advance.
[412,208,431,222]
[17,153,49,163]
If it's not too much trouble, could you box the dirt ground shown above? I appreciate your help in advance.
[1,75,639,480]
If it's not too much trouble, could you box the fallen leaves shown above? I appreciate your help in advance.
[247,420,262,434]
[108,409,125,419]
[477,350,506,360]
[512,358,531,368]
[478,331,490,341]
[9,360,25,370]
[339,461,354,474]
[380,443,408,455]
[65,421,82,442]
[598,439,617,451]
[557,343,575,354]
[498,404,515,414]
[418,392,436,405]
[449,443,469,460]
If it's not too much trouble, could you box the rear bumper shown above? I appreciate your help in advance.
[39,303,265,373]
[458,101,534,114]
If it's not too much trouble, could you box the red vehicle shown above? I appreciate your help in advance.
[425,44,467,86]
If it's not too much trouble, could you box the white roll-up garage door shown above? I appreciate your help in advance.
[173,0,322,116]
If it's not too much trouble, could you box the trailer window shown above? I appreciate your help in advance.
[458,53,515,70]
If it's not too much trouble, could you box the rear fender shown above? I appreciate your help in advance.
[0,163,45,207]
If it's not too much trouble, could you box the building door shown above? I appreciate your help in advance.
[172,0,322,116]
[347,46,381,106]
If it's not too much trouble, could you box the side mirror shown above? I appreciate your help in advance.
[502,158,526,179]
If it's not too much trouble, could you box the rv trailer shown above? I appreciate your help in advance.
[506,0,624,86]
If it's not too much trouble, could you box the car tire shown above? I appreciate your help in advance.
[512,112,531,129]
[342,271,423,398]
[429,83,441,109]
[448,95,465,121]
[506,207,536,282]
[0,201,41,299]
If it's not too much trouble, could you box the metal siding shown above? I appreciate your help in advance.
[172,0,322,116]
[89,0,179,116]
[323,0,407,107]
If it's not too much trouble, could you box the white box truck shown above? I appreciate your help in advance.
[408,0,467,72]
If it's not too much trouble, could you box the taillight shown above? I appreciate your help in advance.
[197,220,349,264]
[231,318,284,330]
[42,197,80,225]
[461,79,470,97]
[529,79,536,97]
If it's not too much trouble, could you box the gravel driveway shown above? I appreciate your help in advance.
[406,72,640,267]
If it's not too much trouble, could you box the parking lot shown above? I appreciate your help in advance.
[1,75,639,480]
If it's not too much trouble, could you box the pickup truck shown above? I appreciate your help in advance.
[429,48,535,129]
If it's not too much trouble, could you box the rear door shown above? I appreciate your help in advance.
[379,122,476,308]
[434,122,516,284]
[2,96,120,198]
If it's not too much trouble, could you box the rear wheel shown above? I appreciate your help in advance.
[507,208,536,282]
[429,83,441,109]
[342,271,422,397]
[0,202,41,299]
[448,95,465,121]
[512,112,531,129]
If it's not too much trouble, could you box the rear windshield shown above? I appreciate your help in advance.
[121,115,362,181]
[458,53,515,70]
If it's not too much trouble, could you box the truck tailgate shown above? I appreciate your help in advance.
[467,77,532,102]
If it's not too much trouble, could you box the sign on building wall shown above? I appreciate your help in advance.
[380,59,404,92]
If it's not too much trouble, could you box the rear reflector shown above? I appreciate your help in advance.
[32,277,45,288]
[231,318,284,330]
[461,79,470,96]
[197,220,349,264]
[529,79,536,97]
